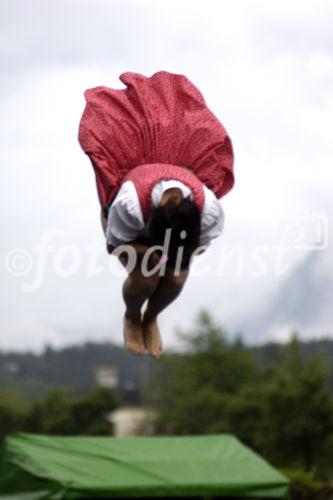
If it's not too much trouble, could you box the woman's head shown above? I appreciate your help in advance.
[149,196,201,267]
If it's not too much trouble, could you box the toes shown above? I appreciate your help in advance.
[136,343,146,356]
[123,316,146,356]
[127,343,145,356]
[141,316,163,358]
[147,342,162,359]
[150,348,161,360]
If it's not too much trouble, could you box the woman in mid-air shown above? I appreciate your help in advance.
[79,71,234,359]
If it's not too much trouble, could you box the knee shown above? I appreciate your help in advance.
[139,274,160,295]
[164,269,189,290]
[125,272,160,297]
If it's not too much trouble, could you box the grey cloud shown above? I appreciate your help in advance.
[250,4,333,57]
[0,0,151,69]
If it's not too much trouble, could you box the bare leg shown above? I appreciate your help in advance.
[120,258,160,356]
[143,268,189,358]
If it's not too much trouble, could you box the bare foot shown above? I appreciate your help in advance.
[123,314,146,356]
[142,315,163,359]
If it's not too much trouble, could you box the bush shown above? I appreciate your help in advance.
[282,469,333,500]
[23,387,118,435]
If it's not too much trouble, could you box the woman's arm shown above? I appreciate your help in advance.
[199,186,225,247]
[100,208,108,236]
[105,181,145,251]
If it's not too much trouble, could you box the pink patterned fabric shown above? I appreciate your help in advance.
[124,163,205,222]
[78,71,234,208]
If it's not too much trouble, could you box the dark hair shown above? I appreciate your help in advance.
[149,198,201,267]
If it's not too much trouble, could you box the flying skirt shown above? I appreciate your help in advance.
[78,70,235,209]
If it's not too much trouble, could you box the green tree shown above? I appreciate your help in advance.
[0,390,27,444]
[148,314,333,480]
[0,404,23,445]
[224,384,268,452]
[70,387,118,435]
[23,390,74,434]
[23,387,118,435]
[263,334,333,473]
[148,310,256,435]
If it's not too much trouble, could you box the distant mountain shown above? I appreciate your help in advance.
[0,342,155,403]
[1,336,333,402]
[243,249,333,340]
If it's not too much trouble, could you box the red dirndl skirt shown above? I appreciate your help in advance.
[78,71,234,208]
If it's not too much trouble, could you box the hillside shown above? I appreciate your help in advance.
[243,249,333,340]
[1,337,333,402]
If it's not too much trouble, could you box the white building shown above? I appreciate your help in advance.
[109,406,157,437]
[95,363,118,389]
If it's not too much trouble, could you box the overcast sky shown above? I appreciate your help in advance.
[1,0,332,352]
